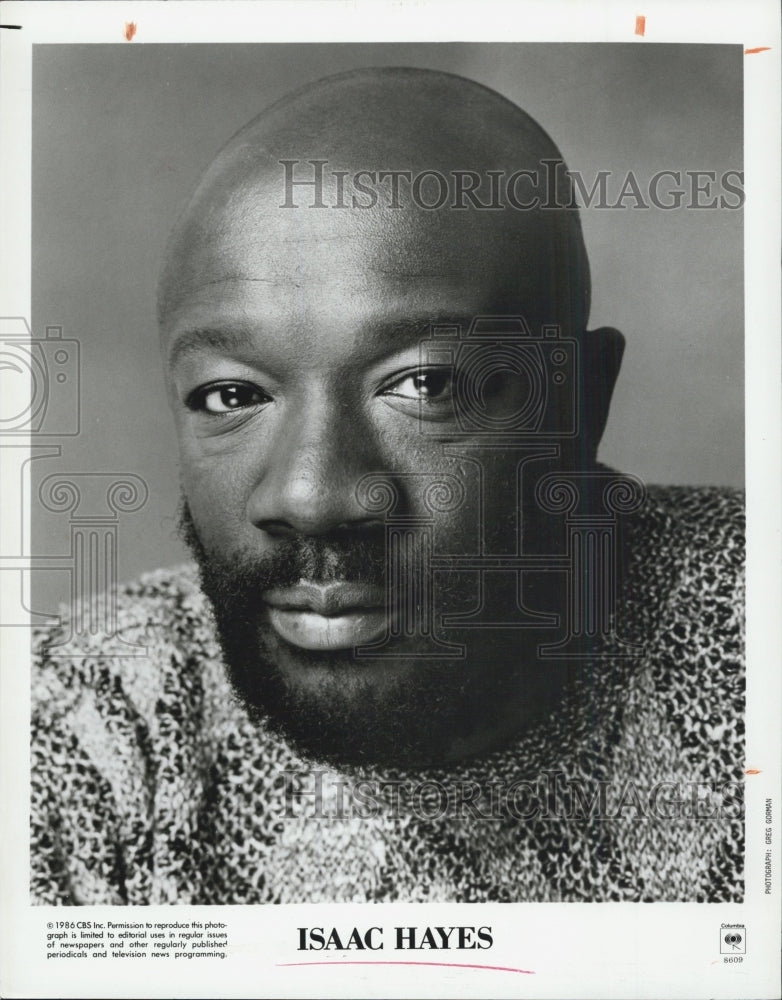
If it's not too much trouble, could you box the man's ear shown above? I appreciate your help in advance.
[578,326,625,454]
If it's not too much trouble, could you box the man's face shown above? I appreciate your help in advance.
[163,175,571,766]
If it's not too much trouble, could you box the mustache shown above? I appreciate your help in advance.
[177,500,387,601]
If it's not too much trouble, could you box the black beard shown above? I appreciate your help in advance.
[177,500,566,769]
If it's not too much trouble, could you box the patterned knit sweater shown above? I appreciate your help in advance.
[31,486,745,905]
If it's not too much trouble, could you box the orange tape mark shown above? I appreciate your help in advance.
[745,768,762,775]
[124,22,137,42]
[745,46,770,54]
[635,15,646,36]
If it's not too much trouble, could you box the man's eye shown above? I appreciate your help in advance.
[187,382,271,414]
[383,368,453,401]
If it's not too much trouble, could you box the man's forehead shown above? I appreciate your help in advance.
[160,252,530,364]
[159,175,563,329]
[186,174,552,257]
[166,307,477,369]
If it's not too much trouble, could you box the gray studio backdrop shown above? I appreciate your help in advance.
[31,43,743,613]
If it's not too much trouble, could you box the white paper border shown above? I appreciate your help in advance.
[1,3,779,998]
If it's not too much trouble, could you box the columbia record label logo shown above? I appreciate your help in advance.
[720,925,746,954]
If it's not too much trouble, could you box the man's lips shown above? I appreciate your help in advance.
[262,581,387,651]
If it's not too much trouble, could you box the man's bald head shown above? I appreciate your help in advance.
[158,67,591,334]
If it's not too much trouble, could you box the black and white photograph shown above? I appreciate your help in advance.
[1,3,779,999]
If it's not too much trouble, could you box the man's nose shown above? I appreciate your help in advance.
[247,394,385,537]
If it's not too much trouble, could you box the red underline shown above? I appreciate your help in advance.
[277,959,535,975]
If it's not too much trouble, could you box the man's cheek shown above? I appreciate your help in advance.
[427,455,513,556]
[180,456,257,551]
[370,436,483,549]
[431,497,481,556]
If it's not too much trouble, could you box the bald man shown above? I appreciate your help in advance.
[31,68,744,905]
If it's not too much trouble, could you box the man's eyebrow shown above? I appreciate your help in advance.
[168,328,255,368]
[366,313,472,343]
[168,314,473,367]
